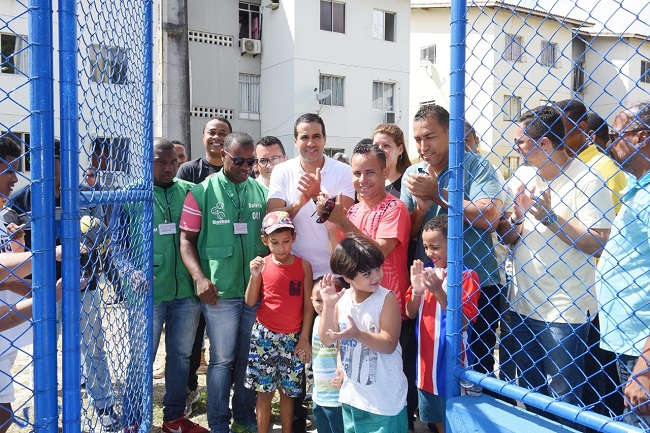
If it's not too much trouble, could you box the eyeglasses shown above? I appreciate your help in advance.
[257,156,286,167]
[608,128,649,143]
[315,196,336,224]
[86,173,96,178]
[224,150,258,167]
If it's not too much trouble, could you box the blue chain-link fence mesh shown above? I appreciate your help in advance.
[1,0,152,431]
[426,1,650,432]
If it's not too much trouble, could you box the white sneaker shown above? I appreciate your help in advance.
[99,408,120,431]
[184,390,200,417]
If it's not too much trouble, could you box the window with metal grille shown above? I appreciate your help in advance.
[89,44,128,85]
[641,60,650,84]
[239,2,261,40]
[373,10,395,42]
[319,74,345,106]
[0,33,28,74]
[239,73,260,119]
[541,41,559,67]
[420,45,436,65]
[372,81,394,112]
[320,1,345,33]
[503,94,522,121]
[504,33,523,62]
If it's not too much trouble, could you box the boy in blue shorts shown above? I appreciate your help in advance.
[244,211,314,433]
[405,215,481,433]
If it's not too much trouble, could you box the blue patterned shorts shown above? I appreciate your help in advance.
[244,321,304,397]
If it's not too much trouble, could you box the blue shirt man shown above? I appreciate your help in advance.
[596,101,650,427]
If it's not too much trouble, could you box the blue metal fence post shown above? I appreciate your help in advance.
[143,0,155,427]
[446,0,467,410]
[29,0,58,430]
[58,0,82,429]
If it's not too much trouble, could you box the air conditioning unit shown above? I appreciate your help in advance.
[241,38,261,55]
[385,112,396,124]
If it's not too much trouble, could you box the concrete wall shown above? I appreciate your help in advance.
[261,0,410,158]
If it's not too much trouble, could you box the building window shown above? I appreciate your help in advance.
[504,33,524,62]
[503,95,522,121]
[324,148,345,158]
[319,74,345,107]
[1,33,28,74]
[320,1,345,33]
[373,10,395,42]
[239,73,260,120]
[372,81,394,112]
[0,132,29,171]
[89,45,128,85]
[503,155,520,178]
[420,99,436,107]
[420,45,436,65]
[90,137,130,172]
[541,41,559,67]
[239,3,261,40]
[641,60,650,84]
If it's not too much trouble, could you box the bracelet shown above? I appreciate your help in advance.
[510,215,524,226]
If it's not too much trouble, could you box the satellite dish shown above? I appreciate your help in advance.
[316,89,332,102]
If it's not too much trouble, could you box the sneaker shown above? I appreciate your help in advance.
[153,364,165,379]
[184,389,200,417]
[98,408,120,432]
[196,348,208,375]
[162,415,209,433]
[229,421,257,433]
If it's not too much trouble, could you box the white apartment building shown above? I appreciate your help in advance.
[178,0,411,159]
[410,0,650,175]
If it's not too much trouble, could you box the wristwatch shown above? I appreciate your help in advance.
[541,210,558,227]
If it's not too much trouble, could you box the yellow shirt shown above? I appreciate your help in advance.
[578,144,627,214]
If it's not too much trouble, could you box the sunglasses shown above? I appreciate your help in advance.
[224,150,258,167]
[315,196,336,224]
[608,128,648,143]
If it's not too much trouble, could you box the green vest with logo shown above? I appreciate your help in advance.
[153,178,197,304]
[190,171,268,299]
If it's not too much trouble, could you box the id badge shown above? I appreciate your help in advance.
[159,223,177,235]
[234,222,248,235]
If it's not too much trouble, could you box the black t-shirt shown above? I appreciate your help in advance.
[176,157,223,184]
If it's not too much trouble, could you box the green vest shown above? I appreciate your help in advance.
[152,178,197,304]
[190,171,269,299]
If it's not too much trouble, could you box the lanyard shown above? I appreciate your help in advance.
[221,178,247,223]
[154,192,172,223]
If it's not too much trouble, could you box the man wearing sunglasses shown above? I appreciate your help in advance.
[597,101,650,428]
[180,132,269,433]
[255,136,287,189]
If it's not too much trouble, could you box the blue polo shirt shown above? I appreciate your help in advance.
[400,153,502,287]
[597,170,650,356]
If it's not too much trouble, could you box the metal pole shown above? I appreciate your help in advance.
[446,0,467,408]
[58,0,82,429]
[29,0,58,430]
[143,0,155,428]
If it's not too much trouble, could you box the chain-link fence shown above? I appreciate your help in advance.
[1,0,152,431]
[428,1,650,432]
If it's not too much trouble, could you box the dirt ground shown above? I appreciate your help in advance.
[6,302,431,433]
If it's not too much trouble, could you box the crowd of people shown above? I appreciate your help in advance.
[0,98,649,433]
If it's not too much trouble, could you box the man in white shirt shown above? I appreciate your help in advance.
[498,106,614,430]
[267,113,354,279]
[254,136,287,189]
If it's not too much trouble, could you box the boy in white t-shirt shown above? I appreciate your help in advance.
[318,235,408,433]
